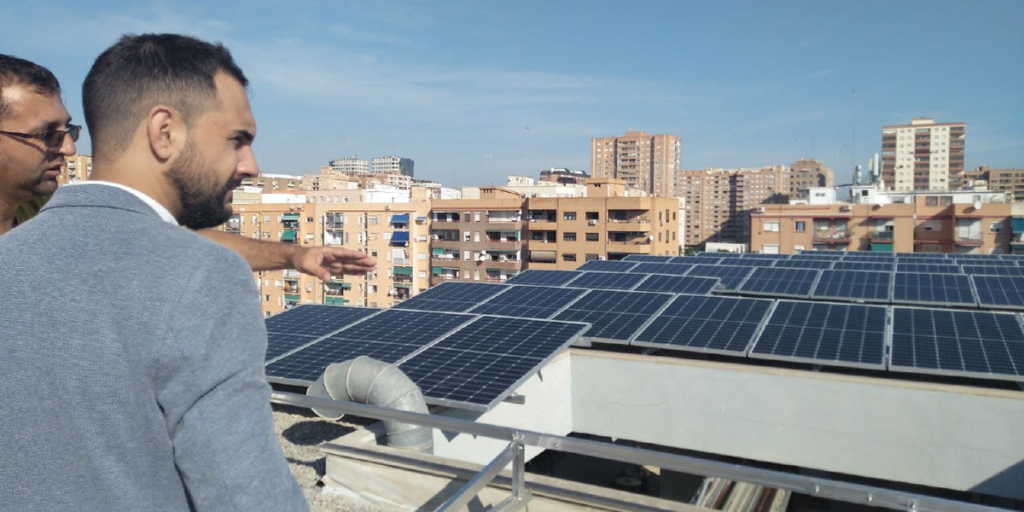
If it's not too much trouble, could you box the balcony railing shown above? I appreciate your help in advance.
[869,231,895,241]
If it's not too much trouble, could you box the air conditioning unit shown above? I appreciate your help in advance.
[754,207,765,214]
[588,220,597,226]
[840,205,852,212]
[431,235,439,240]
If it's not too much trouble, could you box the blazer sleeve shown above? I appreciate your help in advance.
[155,252,309,512]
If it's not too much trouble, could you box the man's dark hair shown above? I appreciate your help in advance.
[0,54,62,122]
[82,33,248,159]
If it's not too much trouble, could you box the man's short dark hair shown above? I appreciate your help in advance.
[0,54,62,122]
[82,33,248,159]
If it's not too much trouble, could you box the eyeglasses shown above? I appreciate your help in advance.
[0,124,81,148]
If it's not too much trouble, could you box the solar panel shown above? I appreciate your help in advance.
[265,310,475,383]
[686,265,755,291]
[691,256,724,265]
[832,261,894,272]
[505,269,582,286]
[892,273,977,307]
[972,276,1024,310]
[842,253,895,260]
[712,258,777,267]
[772,259,835,270]
[632,295,773,355]
[627,262,694,275]
[740,253,791,260]
[896,253,950,261]
[399,316,589,410]
[749,301,888,370]
[565,271,648,290]
[793,251,845,259]
[694,252,737,258]
[962,265,1024,277]
[811,270,892,303]
[467,285,588,319]
[264,305,382,361]
[554,290,674,343]
[622,254,678,263]
[890,308,1024,382]
[575,260,638,273]
[896,263,963,274]
[634,275,720,294]
[393,282,508,312]
[738,267,821,298]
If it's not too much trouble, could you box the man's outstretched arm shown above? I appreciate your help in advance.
[199,229,376,281]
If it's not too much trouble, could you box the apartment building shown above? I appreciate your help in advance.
[676,166,790,249]
[591,131,680,197]
[789,158,834,200]
[749,186,1010,254]
[966,166,1024,201]
[539,168,589,185]
[525,179,682,269]
[429,187,525,284]
[240,173,304,192]
[881,118,966,191]
[58,154,91,185]
[329,155,370,175]
[371,156,414,177]
[311,198,432,308]
[226,201,318,316]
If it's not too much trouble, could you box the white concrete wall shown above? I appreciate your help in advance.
[570,351,1024,500]
[431,352,574,466]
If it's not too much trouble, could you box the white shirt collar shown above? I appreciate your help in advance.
[67,181,179,226]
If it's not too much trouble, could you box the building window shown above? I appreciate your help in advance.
[563,232,577,242]
[990,221,1004,234]
[940,196,953,206]
[586,233,599,242]
[925,197,938,207]
[585,254,600,261]
[563,211,577,221]
[562,253,577,262]
[923,220,942,231]
[764,221,780,232]
[586,212,599,221]
[794,221,806,232]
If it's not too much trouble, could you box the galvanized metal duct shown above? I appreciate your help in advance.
[306,356,433,453]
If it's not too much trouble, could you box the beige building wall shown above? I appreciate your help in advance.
[881,118,966,192]
[750,198,1011,254]
[525,179,681,270]
[311,201,432,308]
[429,188,526,285]
[59,154,92,185]
[591,131,680,197]
[978,167,1024,202]
[676,166,790,249]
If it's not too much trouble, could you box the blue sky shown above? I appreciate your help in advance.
[3,1,1022,188]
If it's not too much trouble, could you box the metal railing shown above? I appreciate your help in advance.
[270,391,1007,512]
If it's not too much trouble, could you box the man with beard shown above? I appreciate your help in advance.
[0,54,374,280]
[0,35,310,511]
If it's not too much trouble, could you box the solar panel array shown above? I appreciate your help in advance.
[264,250,1024,411]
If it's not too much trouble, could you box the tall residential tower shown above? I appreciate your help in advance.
[881,118,965,192]
[591,131,680,197]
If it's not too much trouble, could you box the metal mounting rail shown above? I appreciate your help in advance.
[271,391,1006,512]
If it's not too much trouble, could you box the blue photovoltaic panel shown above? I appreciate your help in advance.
[741,253,790,260]
[896,254,950,261]
[468,285,588,319]
[694,252,735,258]
[505,270,582,286]
[265,310,475,383]
[832,261,895,272]
[842,253,895,260]
[565,271,648,290]
[686,265,755,291]
[972,276,1024,310]
[892,273,976,307]
[738,267,820,298]
[962,265,1024,277]
[896,263,963,274]
[398,316,589,410]
[623,254,678,263]
[749,301,887,370]
[634,275,720,294]
[890,308,1024,382]
[633,295,773,354]
[575,260,638,273]
[554,290,673,343]
[712,259,776,267]
[811,270,892,303]
[393,282,508,312]
[264,305,382,361]
[772,259,835,270]
[793,251,845,259]
[690,257,724,265]
[628,262,694,276]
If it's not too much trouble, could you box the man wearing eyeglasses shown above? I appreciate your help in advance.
[0,53,375,281]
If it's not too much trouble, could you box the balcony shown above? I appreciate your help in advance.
[325,280,351,296]
[869,231,895,241]
[954,236,983,246]
[813,230,851,243]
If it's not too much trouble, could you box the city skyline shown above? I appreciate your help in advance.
[2,1,1021,188]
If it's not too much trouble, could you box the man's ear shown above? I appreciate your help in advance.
[146,105,184,162]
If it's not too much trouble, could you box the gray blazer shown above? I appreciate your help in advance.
[0,185,308,511]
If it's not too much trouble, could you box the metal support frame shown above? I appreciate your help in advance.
[271,391,1009,512]
[434,434,531,512]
